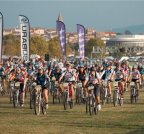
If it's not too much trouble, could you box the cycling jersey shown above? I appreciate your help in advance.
[78,71,87,81]
[89,75,98,84]
[15,72,25,82]
[131,70,140,79]
[121,66,129,77]
[37,73,48,87]
[139,67,144,75]
[0,67,5,78]
[51,70,62,81]
[61,70,75,82]
[101,69,113,80]
[113,69,124,80]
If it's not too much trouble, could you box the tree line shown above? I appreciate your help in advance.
[3,34,106,59]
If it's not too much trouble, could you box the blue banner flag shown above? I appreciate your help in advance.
[56,21,66,57]
[77,24,85,59]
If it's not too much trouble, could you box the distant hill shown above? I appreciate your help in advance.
[112,24,144,34]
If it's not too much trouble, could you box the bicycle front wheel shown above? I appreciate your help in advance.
[113,90,118,107]
[41,99,47,115]
[34,94,41,115]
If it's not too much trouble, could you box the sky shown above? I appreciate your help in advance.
[0,0,144,32]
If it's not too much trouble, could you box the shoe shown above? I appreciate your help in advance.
[21,104,24,107]
[46,104,49,109]
[97,104,101,111]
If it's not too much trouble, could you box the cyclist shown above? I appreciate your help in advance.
[59,62,76,100]
[138,64,144,86]
[49,66,62,94]
[101,64,113,96]
[121,61,130,91]
[36,67,49,109]
[84,67,101,110]
[112,64,125,98]
[0,63,6,90]
[128,65,141,96]
[77,64,88,97]
[15,67,26,106]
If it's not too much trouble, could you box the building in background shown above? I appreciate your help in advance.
[106,35,144,54]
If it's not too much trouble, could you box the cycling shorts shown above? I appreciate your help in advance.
[132,79,139,82]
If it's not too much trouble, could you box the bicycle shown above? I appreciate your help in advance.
[12,82,21,108]
[53,81,61,104]
[113,81,124,107]
[0,77,5,96]
[9,81,15,104]
[86,85,98,116]
[62,82,74,110]
[29,80,37,109]
[34,85,47,115]
[130,82,138,104]
[75,82,84,104]
[101,80,111,105]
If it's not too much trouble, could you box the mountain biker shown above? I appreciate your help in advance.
[84,67,101,110]
[128,65,141,96]
[138,64,144,85]
[49,66,62,93]
[112,64,125,98]
[59,62,76,100]
[121,61,130,91]
[77,64,88,97]
[36,67,49,109]
[0,63,5,81]
[101,64,113,96]
[15,67,26,106]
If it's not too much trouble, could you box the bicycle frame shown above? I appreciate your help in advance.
[62,82,74,110]
[75,82,84,104]
[53,81,61,104]
[130,82,138,103]
[86,85,97,116]
[12,82,21,108]
[113,81,123,106]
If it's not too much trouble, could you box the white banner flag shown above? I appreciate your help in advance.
[0,12,3,62]
[19,15,30,61]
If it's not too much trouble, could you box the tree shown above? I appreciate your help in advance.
[30,36,48,56]
[125,30,133,35]
[85,38,105,58]
[3,35,72,59]
[3,34,20,56]
[48,38,62,58]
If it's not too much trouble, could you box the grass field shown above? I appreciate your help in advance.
[0,87,144,134]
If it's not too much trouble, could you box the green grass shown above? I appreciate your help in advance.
[0,88,144,134]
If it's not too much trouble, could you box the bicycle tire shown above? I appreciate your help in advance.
[69,99,74,109]
[41,99,47,115]
[63,92,67,110]
[30,92,35,109]
[53,91,55,104]
[113,90,118,107]
[89,96,93,116]
[85,98,88,113]
[130,88,134,104]
[34,94,41,115]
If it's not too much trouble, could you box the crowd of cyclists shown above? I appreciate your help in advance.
[0,56,144,114]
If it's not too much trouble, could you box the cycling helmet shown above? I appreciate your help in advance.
[38,66,43,70]
[66,62,71,67]
[90,67,96,71]
[133,65,137,69]
[79,63,84,68]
